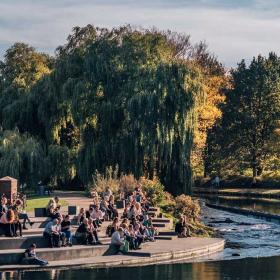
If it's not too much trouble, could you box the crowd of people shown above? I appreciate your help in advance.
[41,184,161,254]
[108,185,159,254]
[0,194,33,237]
[0,184,193,266]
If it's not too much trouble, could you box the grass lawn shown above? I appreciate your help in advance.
[25,197,68,212]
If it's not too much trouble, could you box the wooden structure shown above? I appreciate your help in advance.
[0,176,17,201]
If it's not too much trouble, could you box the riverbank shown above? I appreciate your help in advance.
[0,238,225,271]
[194,187,280,199]
[0,191,225,272]
[206,202,280,223]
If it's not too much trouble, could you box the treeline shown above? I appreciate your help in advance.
[205,54,280,183]
[1,24,277,194]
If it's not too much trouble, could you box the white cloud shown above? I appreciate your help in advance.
[0,0,279,67]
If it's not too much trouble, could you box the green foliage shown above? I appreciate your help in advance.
[88,166,120,195]
[0,130,44,187]
[87,168,165,206]
[205,53,280,179]
[45,145,76,185]
[0,25,225,194]
[174,194,201,222]
[140,177,165,206]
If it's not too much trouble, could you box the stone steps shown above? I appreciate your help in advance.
[0,238,226,270]
[151,218,171,223]
[155,235,177,240]
[158,231,177,236]
[0,201,178,267]
[27,216,78,228]
[0,234,111,249]
[0,244,109,265]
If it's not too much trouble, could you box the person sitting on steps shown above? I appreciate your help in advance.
[46,197,61,219]
[92,205,104,227]
[175,216,190,238]
[106,217,119,237]
[43,218,66,247]
[77,208,85,225]
[0,197,8,216]
[110,227,125,254]
[75,218,97,245]
[22,243,48,266]
[14,199,34,230]
[0,209,15,237]
[88,217,101,245]
[61,215,73,246]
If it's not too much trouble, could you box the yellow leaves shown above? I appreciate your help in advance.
[191,73,230,176]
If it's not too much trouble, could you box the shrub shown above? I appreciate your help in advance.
[140,177,165,206]
[174,194,201,223]
[87,166,120,195]
[86,168,166,207]
[119,174,137,194]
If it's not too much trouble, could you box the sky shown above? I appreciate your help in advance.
[0,0,280,68]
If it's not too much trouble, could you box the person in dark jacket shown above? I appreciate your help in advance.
[75,218,96,245]
[23,244,48,266]
[175,216,189,238]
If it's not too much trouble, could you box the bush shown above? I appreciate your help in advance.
[174,194,201,223]
[119,174,137,194]
[86,168,166,207]
[140,177,165,206]
[87,166,120,195]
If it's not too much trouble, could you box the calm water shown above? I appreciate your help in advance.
[4,200,280,280]
[206,195,280,215]
[3,257,280,280]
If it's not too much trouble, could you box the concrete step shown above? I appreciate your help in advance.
[0,244,109,265]
[155,235,177,241]
[28,216,78,228]
[152,223,167,228]
[152,218,171,223]
[147,212,156,217]
[158,231,177,236]
[152,221,173,230]
[21,226,81,236]
[148,207,160,212]
[0,234,110,250]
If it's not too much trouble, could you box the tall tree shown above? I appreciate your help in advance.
[0,43,53,130]
[207,54,280,179]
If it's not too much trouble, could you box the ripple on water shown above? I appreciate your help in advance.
[200,203,280,261]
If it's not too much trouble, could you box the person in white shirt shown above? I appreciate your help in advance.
[110,227,124,254]
[92,205,104,227]
[43,218,65,247]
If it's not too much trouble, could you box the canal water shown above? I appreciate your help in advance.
[204,195,280,215]
[3,200,280,280]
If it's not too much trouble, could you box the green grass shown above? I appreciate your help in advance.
[25,197,68,212]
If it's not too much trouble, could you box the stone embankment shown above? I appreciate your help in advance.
[0,192,225,271]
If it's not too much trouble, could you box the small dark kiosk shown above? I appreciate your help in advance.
[0,176,17,201]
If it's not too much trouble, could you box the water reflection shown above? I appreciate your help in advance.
[2,258,280,280]
[206,196,280,215]
[2,202,280,280]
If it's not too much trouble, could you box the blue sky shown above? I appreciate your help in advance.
[0,0,279,67]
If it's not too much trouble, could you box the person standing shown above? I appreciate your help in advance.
[214,176,220,188]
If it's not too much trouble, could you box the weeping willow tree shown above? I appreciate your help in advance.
[52,25,204,194]
[0,130,45,186]
[0,25,214,194]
